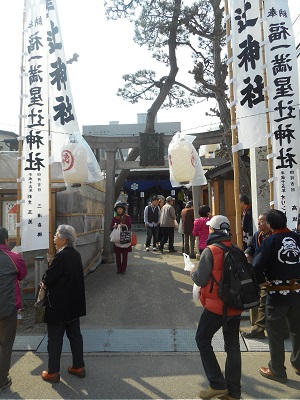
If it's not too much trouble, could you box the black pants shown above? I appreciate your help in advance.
[47,318,84,373]
[266,303,300,378]
[195,309,241,399]
[159,227,175,251]
[0,312,17,385]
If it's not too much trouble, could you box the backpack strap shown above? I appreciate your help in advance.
[209,242,231,328]
[208,243,228,293]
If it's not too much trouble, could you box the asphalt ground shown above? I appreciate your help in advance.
[4,229,300,399]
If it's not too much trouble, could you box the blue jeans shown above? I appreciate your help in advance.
[195,309,241,398]
[146,225,159,248]
[266,303,300,377]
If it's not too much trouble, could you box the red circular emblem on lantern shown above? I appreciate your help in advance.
[62,150,74,171]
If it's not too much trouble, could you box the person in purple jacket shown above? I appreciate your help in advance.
[192,205,212,256]
[0,227,27,393]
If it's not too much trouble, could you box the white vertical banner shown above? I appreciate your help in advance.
[230,0,267,148]
[21,0,49,251]
[21,0,103,251]
[45,0,81,161]
[264,0,300,230]
[46,0,103,183]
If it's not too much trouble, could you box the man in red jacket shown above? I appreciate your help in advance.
[0,227,27,393]
[191,215,242,400]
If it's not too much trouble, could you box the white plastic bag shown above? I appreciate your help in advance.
[110,225,120,243]
[61,132,104,184]
[178,218,183,234]
[193,283,201,301]
[168,132,207,188]
[183,253,195,271]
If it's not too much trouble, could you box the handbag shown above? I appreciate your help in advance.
[110,225,120,243]
[35,284,46,308]
[115,225,132,248]
[131,233,137,246]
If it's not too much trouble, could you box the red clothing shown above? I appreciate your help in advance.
[192,217,210,250]
[200,241,242,317]
[110,214,132,254]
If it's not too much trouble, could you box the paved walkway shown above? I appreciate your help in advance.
[6,230,300,399]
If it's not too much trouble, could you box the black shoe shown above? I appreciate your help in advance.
[242,330,265,339]
[121,271,126,274]
[116,271,121,274]
[0,377,12,393]
[158,248,163,253]
[169,249,177,253]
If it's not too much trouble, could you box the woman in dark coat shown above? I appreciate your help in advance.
[111,203,132,274]
[41,225,86,383]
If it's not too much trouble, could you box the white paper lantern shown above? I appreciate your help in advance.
[61,143,88,184]
[169,139,196,184]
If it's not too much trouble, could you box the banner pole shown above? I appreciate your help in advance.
[16,1,27,248]
[48,117,54,260]
[259,0,274,208]
[224,0,243,248]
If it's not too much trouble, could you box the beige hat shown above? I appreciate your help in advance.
[166,196,175,202]
[206,215,230,230]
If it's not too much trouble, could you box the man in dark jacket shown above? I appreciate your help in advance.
[191,215,242,400]
[240,194,253,251]
[181,201,196,258]
[253,209,300,383]
[144,195,160,251]
[0,227,27,393]
[242,213,271,339]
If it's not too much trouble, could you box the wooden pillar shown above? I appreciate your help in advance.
[103,149,116,263]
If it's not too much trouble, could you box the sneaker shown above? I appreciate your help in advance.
[199,387,228,399]
[145,247,150,251]
[152,247,157,251]
[242,330,265,339]
[0,376,12,393]
[41,370,60,383]
[67,366,86,378]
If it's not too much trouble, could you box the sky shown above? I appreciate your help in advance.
[0,0,299,136]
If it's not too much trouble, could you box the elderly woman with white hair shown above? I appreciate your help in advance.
[41,225,86,383]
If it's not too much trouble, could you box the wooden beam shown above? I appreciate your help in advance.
[83,129,224,150]
[100,156,226,170]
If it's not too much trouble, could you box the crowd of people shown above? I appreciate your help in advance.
[1,194,300,399]
[190,205,300,399]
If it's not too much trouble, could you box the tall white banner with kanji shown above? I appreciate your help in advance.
[229,0,300,230]
[263,0,300,230]
[21,0,103,251]
[21,0,50,251]
[230,0,267,149]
